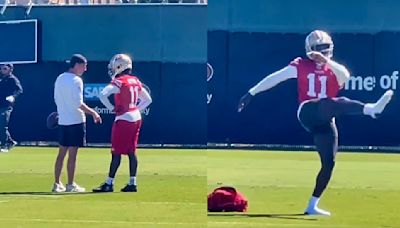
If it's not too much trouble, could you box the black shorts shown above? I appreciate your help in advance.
[58,123,86,147]
[298,99,334,134]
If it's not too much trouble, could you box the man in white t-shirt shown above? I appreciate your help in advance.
[52,54,102,193]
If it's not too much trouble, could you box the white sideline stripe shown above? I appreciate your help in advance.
[0,196,201,205]
[208,221,352,227]
[0,197,202,206]
[0,218,202,226]
[0,195,64,198]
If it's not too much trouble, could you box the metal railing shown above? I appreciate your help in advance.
[0,0,206,5]
[0,0,206,16]
[1,0,33,16]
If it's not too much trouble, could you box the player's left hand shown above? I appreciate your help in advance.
[5,96,15,103]
[238,92,253,112]
[308,51,328,64]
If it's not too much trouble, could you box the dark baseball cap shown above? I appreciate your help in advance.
[67,54,87,68]
[0,63,13,69]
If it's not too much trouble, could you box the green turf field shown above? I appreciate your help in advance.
[1,148,399,227]
[0,147,206,228]
[208,150,400,228]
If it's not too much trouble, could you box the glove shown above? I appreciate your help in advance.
[237,92,253,112]
[6,96,15,103]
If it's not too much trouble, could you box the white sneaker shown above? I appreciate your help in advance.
[371,90,394,118]
[304,206,331,216]
[52,183,66,193]
[65,183,86,193]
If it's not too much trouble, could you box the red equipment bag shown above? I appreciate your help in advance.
[207,186,248,212]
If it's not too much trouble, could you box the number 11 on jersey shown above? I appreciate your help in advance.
[307,73,328,98]
[129,86,139,108]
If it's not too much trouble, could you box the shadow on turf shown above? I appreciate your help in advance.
[208,213,317,221]
[0,192,96,195]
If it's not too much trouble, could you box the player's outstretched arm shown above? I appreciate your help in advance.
[238,92,253,112]
[238,65,297,112]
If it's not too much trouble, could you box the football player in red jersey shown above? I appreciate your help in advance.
[93,54,152,193]
[238,30,393,216]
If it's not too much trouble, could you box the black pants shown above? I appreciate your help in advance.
[298,97,364,197]
[0,107,13,146]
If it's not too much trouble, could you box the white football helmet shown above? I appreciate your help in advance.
[108,54,133,79]
[305,30,334,59]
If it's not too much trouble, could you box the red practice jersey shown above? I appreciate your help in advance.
[111,75,142,116]
[290,57,340,103]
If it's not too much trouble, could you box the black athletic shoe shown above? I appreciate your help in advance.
[2,140,17,152]
[92,183,114,192]
[121,184,137,192]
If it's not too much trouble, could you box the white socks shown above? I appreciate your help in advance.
[305,196,331,216]
[363,90,394,118]
[105,176,136,185]
[106,177,114,185]
[308,196,319,208]
[129,176,137,186]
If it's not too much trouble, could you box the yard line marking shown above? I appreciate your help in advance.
[0,195,64,198]
[0,196,201,204]
[0,197,201,205]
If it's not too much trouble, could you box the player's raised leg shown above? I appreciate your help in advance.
[319,90,394,120]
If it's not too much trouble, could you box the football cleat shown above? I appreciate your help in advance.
[92,183,114,193]
[304,206,331,216]
[5,140,17,150]
[121,184,137,192]
[371,90,394,118]
[1,140,17,153]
